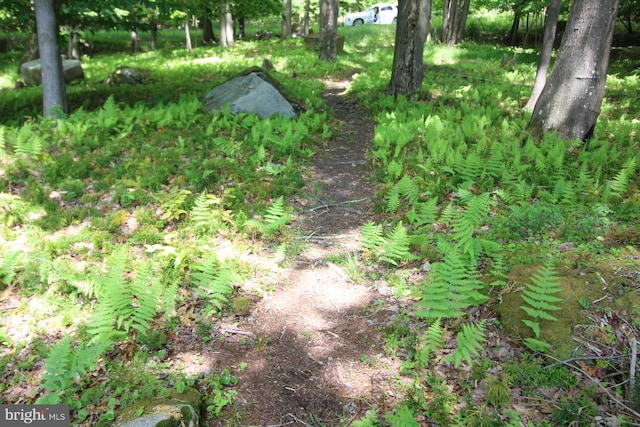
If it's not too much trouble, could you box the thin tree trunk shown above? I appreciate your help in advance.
[220,2,235,47]
[34,0,67,118]
[68,27,80,59]
[387,0,431,98]
[150,17,158,50]
[524,0,562,111]
[184,17,192,52]
[238,17,245,39]
[318,0,339,61]
[282,0,292,38]
[527,0,620,141]
[130,30,140,53]
[304,0,310,35]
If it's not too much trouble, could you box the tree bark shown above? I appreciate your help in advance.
[442,0,469,45]
[524,0,562,111]
[304,0,310,35]
[527,0,620,141]
[34,0,67,119]
[68,27,80,59]
[318,0,339,61]
[219,2,235,47]
[130,30,140,53]
[387,0,431,98]
[282,0,292,38]
[150,17,158,50]
[202,13,216,44]
[184,17,192,52]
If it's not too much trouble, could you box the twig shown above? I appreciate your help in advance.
[220,328,256,339]
[309,198,368,212]
[545,353,630,369]
[287,413,313,426]
[631,338,638,394]
[542,353,640,419]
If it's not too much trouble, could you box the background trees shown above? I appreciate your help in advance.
[527,0,621,140]
[387,0,432,96]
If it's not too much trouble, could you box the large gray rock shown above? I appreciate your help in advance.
[19,59,84,86]
[103,66,149,86]
[204,69,297,119]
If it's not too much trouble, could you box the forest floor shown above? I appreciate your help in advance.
[169,77,410,426]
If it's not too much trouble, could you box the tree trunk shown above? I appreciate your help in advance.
[68,27,80,59]
[318,0,339,61]
[527,0,620,141]
[184,17,192,52]
[387,0,431,98]
[202,14,216,44]
[34,0,67,119]
[150,17,158,50]
[304,0,310,35]
[130,30,140,53]
[238,17,245,39]
[219,2,235,47]
[442,0,469,45]
[282,0,292,38]
[524,0,562,111]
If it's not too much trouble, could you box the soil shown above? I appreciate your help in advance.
[170,77,406,426]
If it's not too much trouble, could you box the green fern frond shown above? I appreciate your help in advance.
[406,198,437,228]
[413,318,445,368]
[39,335,73,401]
[245,196,291,235]
[380,222,417,266]
[415,248,488,319]
[14,123,44,159]
[98,95,120,128]
[519,261,563,323]
[609,158,636,197]
[72,280,99,299]
[446,320,487,368]
[0,249,21,287]
[523,337,553,352]
[191,256,235,312]
[360,222,385,256]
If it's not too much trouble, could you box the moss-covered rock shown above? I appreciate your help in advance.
[100,387,202,427]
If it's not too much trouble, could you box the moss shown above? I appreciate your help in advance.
[497,261,605,359]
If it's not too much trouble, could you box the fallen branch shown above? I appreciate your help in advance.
[545,353,630,369]
[542,353,640,420]
[631,338,638,395]
[309,198,368,212]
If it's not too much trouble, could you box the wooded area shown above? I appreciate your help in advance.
[0,0,639,425]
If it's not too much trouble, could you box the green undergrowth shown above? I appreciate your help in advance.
[349,36,639,426]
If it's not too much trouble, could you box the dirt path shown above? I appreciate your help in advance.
[196,79,404,426]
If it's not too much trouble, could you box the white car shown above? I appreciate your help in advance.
[344,3,398,26]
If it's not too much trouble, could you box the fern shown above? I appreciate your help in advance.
[360,222,417,265]
[609,157,636,197]
[0,249,21,287]
[244,196,291,235]
[88,251,161,341]
[380,222,417,266]
[519,261,563,352]
[38,335,112,405]
[14,123,44,159]
[97,95,120,128]
[520,261,563,322]
[412,319,444,369]
[38,335,73,403]
[360,222,385,256]
[191,255,235,312]
[446,320,487,368]
[415,245,488,319]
